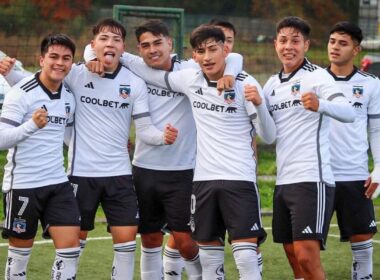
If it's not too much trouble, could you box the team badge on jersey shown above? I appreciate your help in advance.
[291,81,301,95]
[224,90,236,105]
[119,84,131,99]
[65,102,71,117]
[353,86,363,98]
[12,218,26,234]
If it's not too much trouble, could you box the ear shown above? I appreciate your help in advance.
[304,39,310,53]
[353,44,361,57]
[192,51,198,62]
[39,55,44,68]
[167,37,173,52]
[90,40,95,48]
[223,44,228,58]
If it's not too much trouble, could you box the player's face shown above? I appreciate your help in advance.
[274,27,309,73]
[328,32,360,67]
[39,45,73,87]
[220,27,234,54]
[138,32,173,71]
[192,39,227,81]
[92,27,125,72]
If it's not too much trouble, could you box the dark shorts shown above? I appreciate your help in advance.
[69,175,139,231]
[2,182,80,240]
[132,166,193,234]
[335,181,377,241]
[272,182,335,249]
[191,180,266,244]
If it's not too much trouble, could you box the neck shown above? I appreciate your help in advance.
[39,72,61,92]
[330,63,355,77]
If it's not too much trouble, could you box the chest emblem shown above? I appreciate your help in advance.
[352,85,363,98]
[119,84,131,99]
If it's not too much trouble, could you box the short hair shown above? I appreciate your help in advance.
[190,24,225,49]
[329,21,363,44]
[276,16,311,39]
[135,19,170,42]
[92,18,126,40]
[40,34,76,57]
[209,18,236,36]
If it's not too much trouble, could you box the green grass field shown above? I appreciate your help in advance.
[0,145,379,279]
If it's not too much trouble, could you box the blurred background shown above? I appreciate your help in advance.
[0,0,379,84]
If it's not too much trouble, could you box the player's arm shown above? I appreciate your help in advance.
[0,57,31,86]
[244,82,276,144]
[0,88,46,150]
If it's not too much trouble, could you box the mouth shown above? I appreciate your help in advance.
[104,51,115,63]
[203,63,215,70]
[330,52,339,57]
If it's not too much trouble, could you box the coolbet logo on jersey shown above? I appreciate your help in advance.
[291,81,301,95]
[119,84,131,99]
[353,85,363,98]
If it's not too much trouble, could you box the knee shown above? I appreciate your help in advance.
[141,233,163,248]
[295,251,317,272]
[176,239,198,259]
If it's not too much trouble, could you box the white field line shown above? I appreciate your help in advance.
[1,223,379,247]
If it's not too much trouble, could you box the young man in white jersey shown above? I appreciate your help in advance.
[209,19,236,54]
[259,17,355,280]
[0,34,80,279]
[103,24,277,279]
[0,18,178,280]
[326,22,379,280]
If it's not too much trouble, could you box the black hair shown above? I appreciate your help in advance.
[40,33,76,57]
[329,21,363,44]
[92,18,126,40]
[135,19,170,42]
[276,16,311,39]
[190,24,225,49]
[209,18,236,36]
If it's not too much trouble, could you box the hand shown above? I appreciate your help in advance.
[86,60,104,76]
[301,92,319,112]
[163,124,178,145]
[365,166,380,199]
[0,57,16,76]
[32,108,48,129]
[217,75,234,95]
[244,85,262,106]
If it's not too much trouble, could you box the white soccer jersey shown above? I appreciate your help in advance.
[125,64,268,181]
[1,73,75,191]
[327,67,380,181]
[263,59,350,185]
[65,63,149,177]
[121,54,197,170]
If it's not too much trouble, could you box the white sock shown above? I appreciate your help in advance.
[257,251,263,276]
[141,246,163,280]
[76,239,87,269]
[232,242,261,280]
[184,253,202,280]
[163,246,183,280]
[51,247,80,280]
[351,239,373,280]
[198,245,225,280]
[5,246,31,280]
[111,241,136,280]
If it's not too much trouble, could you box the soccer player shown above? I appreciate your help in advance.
[0,18,178,280]
[0,34,80,279]
[260,16,355,280]
[107,24,276,279]
[327,22,379,280]
[209,18,236,53]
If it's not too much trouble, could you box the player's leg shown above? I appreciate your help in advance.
[222,181,265,280]
[335,181,377,280]
[192,181,226,279]
[133,166,166,280]
[44,182,81,280]
[283,243,304,278]
[289,182,335,280]
[3,189,40,279]
[163,169,201,279]
[102,175,139,280]
[163,234,185,280]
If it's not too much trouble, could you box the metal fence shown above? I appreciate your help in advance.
[0,1,378,84]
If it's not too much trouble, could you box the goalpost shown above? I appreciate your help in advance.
[113,5,185,57]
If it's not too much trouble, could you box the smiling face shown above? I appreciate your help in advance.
[91,26,125,72]
[192,38,227,81]
[328,32,360,68]
[39,44,73,91]
[274,27,309,73]
[137,32,173,70]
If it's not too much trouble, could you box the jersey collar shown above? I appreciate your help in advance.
[103,63,122,79]
[279,58,308,83]
[35,72,62,100]
[202,73,218,88]
[326,65,358,81]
